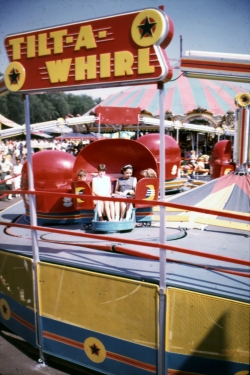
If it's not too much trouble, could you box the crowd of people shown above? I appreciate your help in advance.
[0,138,92,201]
[0,138,90,160]
[0,150,23,200]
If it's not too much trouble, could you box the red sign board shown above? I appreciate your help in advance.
[4,8,174,94]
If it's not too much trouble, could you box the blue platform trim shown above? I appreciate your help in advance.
[0,292,37,347]
[166,351,249,375]
[42,316,157,375]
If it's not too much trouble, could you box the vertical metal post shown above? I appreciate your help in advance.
[157,82,166,374]
[98,114,101,139]
[23,94,45,364]
[196,132,199,156]
[180,34,183,59]
[235,107,250,172]
[176,123,179,144]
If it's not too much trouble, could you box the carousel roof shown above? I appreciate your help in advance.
[100,70,248,116]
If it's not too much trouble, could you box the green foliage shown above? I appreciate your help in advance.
[0,91,101,125]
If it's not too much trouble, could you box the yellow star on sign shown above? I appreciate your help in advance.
[4,62,26,92]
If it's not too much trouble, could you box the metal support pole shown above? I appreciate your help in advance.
[157,82,166,374]
[23,94,45,364]
[98,114,101,139]
[235,107,250,172]
[191,132,194,151]
[176,124,179,144]
[196,132,199,156]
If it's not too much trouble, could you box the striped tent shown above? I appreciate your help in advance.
[164,173,250,231]
[100,70,248,116]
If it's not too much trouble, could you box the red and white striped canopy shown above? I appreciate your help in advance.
[100,70,248,116]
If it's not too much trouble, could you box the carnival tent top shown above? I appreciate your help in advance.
[0,114,20,128]
[165,173,250,231]
[99,70,248,116]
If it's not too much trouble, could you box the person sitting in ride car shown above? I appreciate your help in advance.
[195,156,210,175]
[92,164,115,221]
[114,164,137,221]
[140,168,157,178]
[77,169,87,181]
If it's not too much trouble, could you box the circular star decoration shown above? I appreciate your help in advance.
[131,9,166,47]
[0,298,11,320]
[8,68,20,84]
[84,337,106,363]
[4,61,26,92]
[138,16,156,38]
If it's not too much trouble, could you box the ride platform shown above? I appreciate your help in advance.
[0,197,249,375]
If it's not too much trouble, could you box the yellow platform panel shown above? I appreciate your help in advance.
[0,251,34,308]
[38,262,159,348]
[166,288,250,364]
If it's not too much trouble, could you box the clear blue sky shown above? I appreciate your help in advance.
[0,0,249,98]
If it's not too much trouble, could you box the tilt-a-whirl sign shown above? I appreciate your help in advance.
[4,7,174,94]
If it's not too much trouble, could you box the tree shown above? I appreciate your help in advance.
[0,94,9,117]
[66,93,98,116]
[0,90,104,125]
[6,93,24,124]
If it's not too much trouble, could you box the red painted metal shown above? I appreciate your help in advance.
[73,138,158,181]
[20,139,159,216]
[210,140,235,178]
[21,150,75,213]
[136,134,181,180]
[95,106,141,125]
[4,8,174,93]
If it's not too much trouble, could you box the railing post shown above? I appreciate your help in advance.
[23,94,45,364]
[158,82,167,374]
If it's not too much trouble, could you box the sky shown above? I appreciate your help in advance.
[0,0,249,99]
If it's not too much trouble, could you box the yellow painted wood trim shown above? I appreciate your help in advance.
[154,207,250,217]
[191,180,206,185]
[195,216,250,230]
[153,215,190,222]
[221,209,250,218]
[154,207,185,212]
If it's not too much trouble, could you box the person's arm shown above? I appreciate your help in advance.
[125,177,137,196]
[132,177,137,189]
[107,177,112,196]
[92,178,97,195]
[114,180,121,195]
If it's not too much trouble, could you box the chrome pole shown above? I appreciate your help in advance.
[23,94,45,364]
[157,82,166,374]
